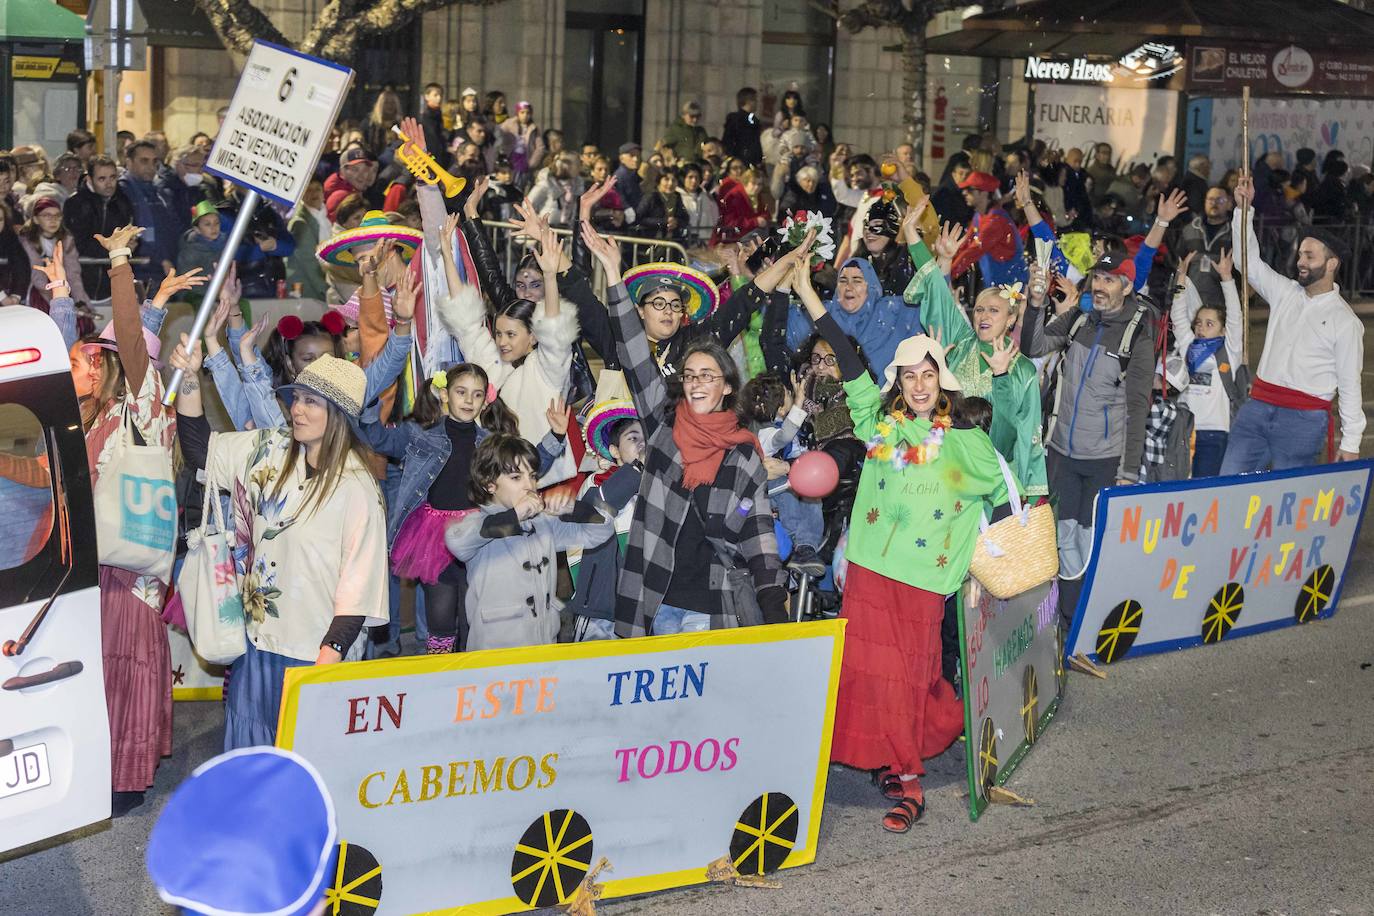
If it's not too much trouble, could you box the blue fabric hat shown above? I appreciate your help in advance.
[147,748,338,916]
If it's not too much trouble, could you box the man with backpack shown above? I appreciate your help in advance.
[1023,250,1157,620]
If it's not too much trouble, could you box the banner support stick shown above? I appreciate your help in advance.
[163,187,261,405]
[1241,84,1251,367]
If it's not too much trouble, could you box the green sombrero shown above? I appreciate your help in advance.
[622,261,720,324]
[316,210,423,267]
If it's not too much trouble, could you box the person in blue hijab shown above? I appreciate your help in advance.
[773,256,923,378]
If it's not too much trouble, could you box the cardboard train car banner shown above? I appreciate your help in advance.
[276,621,845,915]
[1068,462,1374,665]
[959,580,1063,820]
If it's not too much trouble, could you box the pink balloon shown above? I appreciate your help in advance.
[788,450,839,498]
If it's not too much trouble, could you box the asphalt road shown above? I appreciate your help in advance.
[4,319,1374,916]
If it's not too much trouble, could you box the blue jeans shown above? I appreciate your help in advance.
[1192,430,1229,478]
[1220,401,1327,475]
[769,477,824,549]
[652,603,711,634]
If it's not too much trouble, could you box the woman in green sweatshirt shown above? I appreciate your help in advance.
[787,242,1016,834]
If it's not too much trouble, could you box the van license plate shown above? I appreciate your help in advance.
[0,742,51,799]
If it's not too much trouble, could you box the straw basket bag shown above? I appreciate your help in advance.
[969,454,1058,598]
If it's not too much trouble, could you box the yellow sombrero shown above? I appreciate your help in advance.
[622,262,720,324]
[317,210,423,267]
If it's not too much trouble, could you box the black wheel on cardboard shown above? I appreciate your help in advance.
[323,841,382,915]
[1022,666,1040,744]
[510,809,594,908]
[1095,599,1144,663]
[1202,582,1244,643]
[729,792,800,876]
[1295,564,1336,623]
[977,717,999,798]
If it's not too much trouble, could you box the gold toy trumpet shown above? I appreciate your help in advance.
[392,125,467,199]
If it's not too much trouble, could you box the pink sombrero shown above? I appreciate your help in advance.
[622,261,720,324]
[317,210,423,267]
[583,398,638,462]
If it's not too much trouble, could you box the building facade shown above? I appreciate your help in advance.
[98,0,1008,175]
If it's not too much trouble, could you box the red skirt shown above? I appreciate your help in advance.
[830,564,965,776]
[100,564,173,792]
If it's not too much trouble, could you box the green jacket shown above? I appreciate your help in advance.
[843,371,1014,594]
[661,120,708,162]
[286,210,328,302]
[903,241,1048,497]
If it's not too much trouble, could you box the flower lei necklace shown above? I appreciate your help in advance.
[866,410,952,471]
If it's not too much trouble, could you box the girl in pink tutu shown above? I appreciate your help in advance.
[360,362,568,653]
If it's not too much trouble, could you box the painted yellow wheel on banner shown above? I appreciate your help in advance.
[977,717,998,797]
[1022,666,1040,744]
[510,809,594,908]
[324,841,382,915]
[1296,564,1336,623]
[1095,599,1144,663]
[1202,582,1245,643]
[729,792,800,876]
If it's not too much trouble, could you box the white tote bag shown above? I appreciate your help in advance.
[178,435,247,666]
[92,412,177,583]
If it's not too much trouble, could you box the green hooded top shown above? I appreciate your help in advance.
[902,240,1048,497]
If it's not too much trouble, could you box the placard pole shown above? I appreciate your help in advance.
[163,188,260,405]
[1241,84,1250,366]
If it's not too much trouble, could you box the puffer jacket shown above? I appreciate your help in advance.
[1022,295,1157,482]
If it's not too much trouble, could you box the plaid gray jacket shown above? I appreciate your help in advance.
[606,281,786,637]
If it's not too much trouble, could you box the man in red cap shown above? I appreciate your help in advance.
[950,170,1027,288]
[1022,248,1157,623]
[324,146,383,220]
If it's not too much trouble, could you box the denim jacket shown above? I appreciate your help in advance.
[210,326,413,431]
[360,417,566,545]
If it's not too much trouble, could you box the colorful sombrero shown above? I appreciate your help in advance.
[583,398,639,462]
[317,210,424,267]
[622,261,720,324]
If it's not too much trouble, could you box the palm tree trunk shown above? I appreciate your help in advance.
[900,22,928,165]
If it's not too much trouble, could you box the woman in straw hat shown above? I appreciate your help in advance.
[788,236,1018,833]
[169,339,389,751]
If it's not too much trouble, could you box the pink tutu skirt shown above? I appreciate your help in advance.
[391,503,476,584]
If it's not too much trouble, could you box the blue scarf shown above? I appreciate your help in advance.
[1186,336,1225,374]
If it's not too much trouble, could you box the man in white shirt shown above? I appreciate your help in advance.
[1221,173,1365,473]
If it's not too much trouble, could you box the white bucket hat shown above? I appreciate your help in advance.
[883,334,962,392]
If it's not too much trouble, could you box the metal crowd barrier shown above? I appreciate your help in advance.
[478,220,693,298]
[1253,220,1374,297]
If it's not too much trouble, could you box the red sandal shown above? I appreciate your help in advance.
[881,791,925,834]
[876,770,906,802]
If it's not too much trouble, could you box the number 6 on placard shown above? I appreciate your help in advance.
[278,67,297,102]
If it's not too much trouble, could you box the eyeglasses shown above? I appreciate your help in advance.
[645,297,686,314]
[681,370,723,385]
[809,353,837,367]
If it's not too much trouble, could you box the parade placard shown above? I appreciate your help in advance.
[1068,463,1374,665]
[204,40,352,208]
[276,622,845,915]
[959,580,1062,820]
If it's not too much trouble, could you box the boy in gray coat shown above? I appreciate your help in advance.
[446,435,616,650]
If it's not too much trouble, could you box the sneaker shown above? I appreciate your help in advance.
[787,544,826,577]
[367,637,401,660]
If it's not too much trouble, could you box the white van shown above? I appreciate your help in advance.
[0,306,109,854]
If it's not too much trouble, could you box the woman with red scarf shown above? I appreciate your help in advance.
[580,223,789,636]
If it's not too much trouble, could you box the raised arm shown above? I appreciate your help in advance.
[903,211,971,348]
[1170,253,1199,352]
[439,214,505,381]
[1231,173,1290,302]
[529,223,579,391]
[34,241,76,348]
[96,224,150,393]
[581,221,667,435]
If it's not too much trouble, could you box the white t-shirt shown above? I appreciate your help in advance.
[1172,277,1244,433]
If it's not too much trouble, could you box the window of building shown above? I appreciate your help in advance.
[761,0,835,127]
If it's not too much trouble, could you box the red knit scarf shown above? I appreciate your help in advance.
[672,401,763,490]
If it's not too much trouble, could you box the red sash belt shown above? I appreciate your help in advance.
[1250,377,1336,459]
[1250,377,1333,411]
